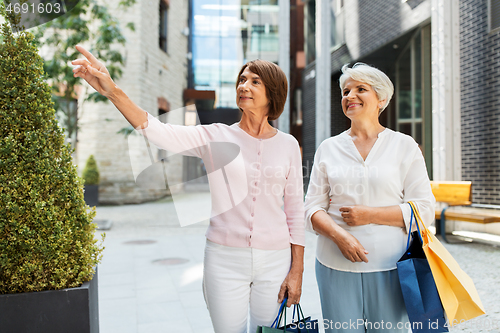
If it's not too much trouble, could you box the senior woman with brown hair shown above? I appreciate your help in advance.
[72,46,305,333]
[304,63,435,332]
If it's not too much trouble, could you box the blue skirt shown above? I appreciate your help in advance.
[315,260,409,333]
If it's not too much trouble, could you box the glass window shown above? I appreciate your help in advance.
[395,28,430,151]
[397,47,412,120]
[415,122,422,145]
[250,24,279,53]
[159,2,168,52]
[399,123,412,137]
[305,0,315,64]
[491,0,500,31]
[191,0,279,109]
[414,30,422,119]
[330,0,345,49]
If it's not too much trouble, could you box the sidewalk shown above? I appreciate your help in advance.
[95,193,500,333]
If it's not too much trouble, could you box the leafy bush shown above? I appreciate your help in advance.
[82,155,100,186]
[0,22,104,294]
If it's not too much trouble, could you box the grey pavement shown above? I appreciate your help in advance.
[95,193,500,333]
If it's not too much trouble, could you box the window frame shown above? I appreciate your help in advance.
[159,1,169,53]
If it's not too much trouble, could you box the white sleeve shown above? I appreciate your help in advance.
[398,146,436,233]
[304,146,330,235]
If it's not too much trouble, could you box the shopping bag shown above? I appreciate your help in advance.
[256,299,319,333]
[409,201,486,326]
[397,207,448,332]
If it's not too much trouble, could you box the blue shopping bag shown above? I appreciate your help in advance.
[396,205,448,333]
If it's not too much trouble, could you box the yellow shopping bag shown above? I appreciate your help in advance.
[409,202,485,326]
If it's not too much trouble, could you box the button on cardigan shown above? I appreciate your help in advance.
[138,113,305,250]
[304,128,435,272]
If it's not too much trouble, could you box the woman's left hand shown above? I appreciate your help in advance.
[278,269,303,307]
[340,205,371,226]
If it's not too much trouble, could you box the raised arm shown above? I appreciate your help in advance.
[72,45,148,129]
[72,45,211,156]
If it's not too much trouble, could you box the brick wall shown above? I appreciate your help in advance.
[460,0,500,205]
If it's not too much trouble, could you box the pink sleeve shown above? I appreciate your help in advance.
[284,140,306,247]
[136,112,211,158]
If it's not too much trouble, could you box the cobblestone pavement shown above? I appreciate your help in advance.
[95,193,500,333]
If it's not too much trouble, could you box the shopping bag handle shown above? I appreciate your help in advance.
[293,304,311,333]
[272,298,311,333]
[271,298,287,328]
[406,203,423,250]
[408,201,432,242]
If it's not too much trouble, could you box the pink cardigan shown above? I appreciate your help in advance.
[138,113,305,250]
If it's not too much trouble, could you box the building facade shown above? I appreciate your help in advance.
[184,0,293,186]
[77,0,189,204]
[188,0,283,110]
[302,0,500,208]
[302,0,434,178]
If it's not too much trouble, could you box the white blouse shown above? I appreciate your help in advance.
[304,128,435,272]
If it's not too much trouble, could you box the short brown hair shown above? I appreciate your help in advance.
[235,60,288,121]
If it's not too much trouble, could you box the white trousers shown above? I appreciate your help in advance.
[203,240,291,333]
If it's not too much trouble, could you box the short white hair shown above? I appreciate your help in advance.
[339,63,394,113]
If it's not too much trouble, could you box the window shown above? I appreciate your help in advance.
[159,1,168,52]
[250,24,279,53]
[490,0,500,31]
[331,0,345,49]
[304,0,315,64]
[191,0,279,108]
[395,25,432,177]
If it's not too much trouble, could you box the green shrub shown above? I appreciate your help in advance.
[82,155,100,186]
[0,22,104,294]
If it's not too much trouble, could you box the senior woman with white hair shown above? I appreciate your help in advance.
[304,63,435,333]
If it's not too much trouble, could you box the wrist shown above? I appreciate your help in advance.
[105,85,122,101]
[289,266,304,274]
[329,223,346,244]
[367,206,378,224]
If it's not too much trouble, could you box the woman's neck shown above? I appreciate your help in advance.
[349,119,385,140]
[239,112,276,139]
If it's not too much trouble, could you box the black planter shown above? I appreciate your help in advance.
[0,270,99,333]
[84,185,99,207]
